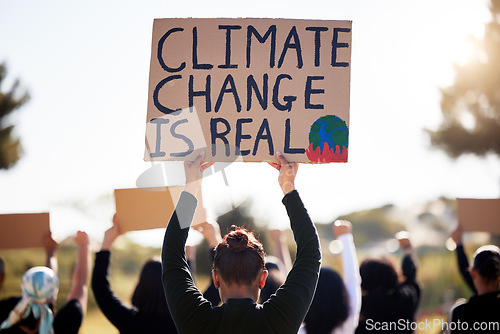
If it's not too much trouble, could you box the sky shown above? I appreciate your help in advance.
[0,0,498,247]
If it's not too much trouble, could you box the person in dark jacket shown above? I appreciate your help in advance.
[449,225,476,294]
[355,233,420,334]
[448,245,499,334]
[162,151,321,334]
[91,215,177,334]
[0,232,90,334]
[0,258,5,294]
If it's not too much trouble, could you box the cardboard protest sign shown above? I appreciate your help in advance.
[457,198,500,235]
[0,213,50,249]
[114,186,206,232]
[145,18,351,163]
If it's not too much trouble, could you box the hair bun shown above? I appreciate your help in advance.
[226,230,249,253]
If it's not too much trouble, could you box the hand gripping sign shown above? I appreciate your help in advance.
[145,18,351,163]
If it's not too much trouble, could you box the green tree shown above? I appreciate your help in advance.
[427,0,500,158]
[0,63,30,169]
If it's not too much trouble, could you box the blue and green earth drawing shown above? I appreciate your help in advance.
[306,115,349,162]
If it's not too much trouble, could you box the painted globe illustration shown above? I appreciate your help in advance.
[306,115,348,162]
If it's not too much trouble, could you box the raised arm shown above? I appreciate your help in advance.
[264,152,321,333]
[91,214,148,331]
[193,220,222,250]
[396,231,417,282]
[269,229,293,272]
[67,231,90,314]
[268,151,298,196]
[192,220,223,306]
[101,214,122,251]
[334,220,361,330]
[162,152,214,332]
[43,232,58,274]
[450,225,476,294]
[396,232,421,316]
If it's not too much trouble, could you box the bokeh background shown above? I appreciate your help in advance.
[1,0,499,333]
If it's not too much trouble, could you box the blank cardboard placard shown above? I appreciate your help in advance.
[145,18,352,163]
[0,213,50,249]
[457,198,500,235]
[114,187,206,232]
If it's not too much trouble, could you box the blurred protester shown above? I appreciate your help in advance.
[258,255,286,304]
[259,229,293,304]
[162,152,321,333]
[91,214,177,333]
[0,231,90,334]
[355,232,420,334]
[268,228,293,272]
[300,219,361,334]
[449,225,476,294]
[0,258,4,294]
[448,245,499,334]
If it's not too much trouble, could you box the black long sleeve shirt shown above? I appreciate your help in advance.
[355,253,421,334]
[162,190,321,334]
[91,251,177,334]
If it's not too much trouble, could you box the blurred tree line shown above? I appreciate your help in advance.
[428,0,500,159]
[428,0,500,247]
[0,63,29,169]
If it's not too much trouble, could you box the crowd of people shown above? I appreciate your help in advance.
[0,153,499,333]
[0,231,89,333]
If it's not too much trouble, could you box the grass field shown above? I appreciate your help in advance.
[80,310,116,334]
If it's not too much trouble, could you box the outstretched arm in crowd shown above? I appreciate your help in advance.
[43,232,59,274]
[265,152,322,333]
[91,214,137,330]
[450,225,476,294]
[334,220,361,331]
[269,229,293,272]
[193,220,222,250]
[397,232,417,282]
[67,231,90,314]
[396,232,421,317]
[101,214,122,251]
[162,153,214,332]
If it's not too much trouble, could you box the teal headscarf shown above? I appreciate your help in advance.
[0,266,59,334]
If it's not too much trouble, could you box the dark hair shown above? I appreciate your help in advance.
[473,245,500,283]
[213,226,266,286]
[131,257,171,318]
[304,267,349,334]
[359,257,398,292]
